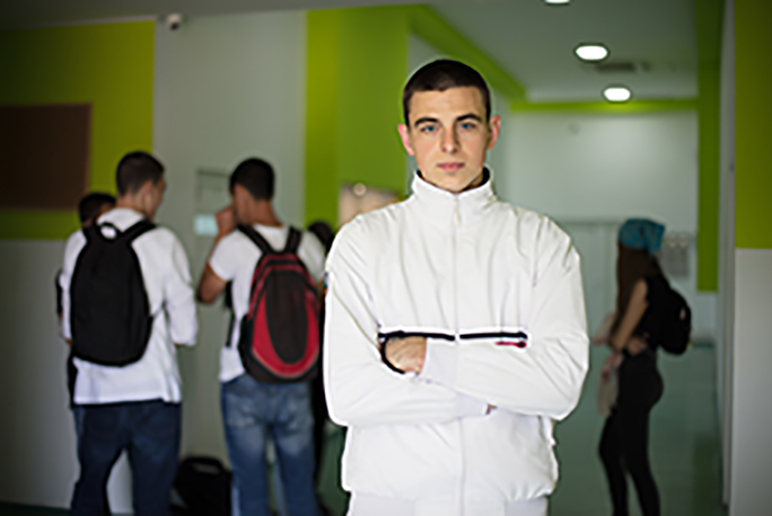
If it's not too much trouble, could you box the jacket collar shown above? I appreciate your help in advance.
[409,168,497,228]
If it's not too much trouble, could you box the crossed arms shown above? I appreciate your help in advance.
[323,220,590,428]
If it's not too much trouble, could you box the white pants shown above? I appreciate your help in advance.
[348,493,548,516]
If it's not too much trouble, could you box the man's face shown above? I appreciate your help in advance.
[398,86,500,194]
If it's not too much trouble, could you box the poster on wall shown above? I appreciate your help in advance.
[0,104,91,211]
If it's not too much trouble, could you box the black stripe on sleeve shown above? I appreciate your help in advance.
[460,331,529,341]
[377,331,456,343]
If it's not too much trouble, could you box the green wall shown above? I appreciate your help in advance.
[304,5,524,227]
[305,7,409,227]
[695,0,724,291]
[0,21,155,239]
[735,0,772,249]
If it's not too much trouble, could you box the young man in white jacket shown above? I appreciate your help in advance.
[323,60,589,516]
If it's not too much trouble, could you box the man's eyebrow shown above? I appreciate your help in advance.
[413,116,439,128]
[412,113,483,128]
[456,113,483,123]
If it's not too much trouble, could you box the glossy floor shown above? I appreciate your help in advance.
[0,346,725,516]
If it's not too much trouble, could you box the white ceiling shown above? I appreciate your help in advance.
[435,0,697,102]
[0,0,697,102]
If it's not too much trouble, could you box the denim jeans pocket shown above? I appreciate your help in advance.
[278,384,313,432]
[136,401,180,440]
[83,405,121,440]
[222,382,260,429]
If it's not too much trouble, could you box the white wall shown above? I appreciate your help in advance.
[723,0,772,512]
[153,10,308,245]
[729,249,772,515]
[495,110,716,339]
[152,10,308,463]
[496,111,698,231]
[0,240,132,512]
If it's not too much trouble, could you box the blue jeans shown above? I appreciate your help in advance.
[222,374,317,516]
[72,404,86,441]
[72,405,112,515]
[70,400,181,516]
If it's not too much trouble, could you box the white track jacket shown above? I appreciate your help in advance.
[324,172,589,516]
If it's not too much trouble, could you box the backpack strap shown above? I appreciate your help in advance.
[121,220,156,243]
[86,220,155,243]
[224,280,236,348]
[237,224,276,255]
[283,227,302,254]
[81,223,99,243]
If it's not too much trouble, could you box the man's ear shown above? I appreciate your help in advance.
[397,123,416,157]
[139,179,155,197]
[232,183,250,205]
[487,115,502,150]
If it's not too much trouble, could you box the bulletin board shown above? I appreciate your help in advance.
[0,104,91,211]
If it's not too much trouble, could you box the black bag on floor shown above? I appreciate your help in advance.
[173,456,232,516]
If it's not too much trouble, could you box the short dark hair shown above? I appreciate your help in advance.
[78,192,115,224]
[116,151,165,196]
[402,59,491,125]
[229,158,275,201]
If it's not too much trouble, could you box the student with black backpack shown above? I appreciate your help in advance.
[59,151,198,516]
[56,192,115,516]
[57,192,116,426]
[597,218,691,516]
[197,158,325,516]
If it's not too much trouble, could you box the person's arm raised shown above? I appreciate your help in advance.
[197,206,235,304]
[197,264,227,304]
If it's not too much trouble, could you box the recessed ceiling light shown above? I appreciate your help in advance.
[544,0,570,5]
[603,86,632,103]
[575,44,609,62]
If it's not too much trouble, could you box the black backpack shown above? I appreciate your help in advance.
[172,456,232,516]
[236,224,320,383]
[649,277,692,355]
[70,220,156,366]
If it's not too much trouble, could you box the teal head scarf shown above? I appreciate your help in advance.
[618,218,665,257]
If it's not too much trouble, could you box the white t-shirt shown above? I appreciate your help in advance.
[60,208,198,404]
[209,224,326,382]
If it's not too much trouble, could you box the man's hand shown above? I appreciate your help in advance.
[382,336,427,374]
[626,336,648,356]
[215,205,236,238]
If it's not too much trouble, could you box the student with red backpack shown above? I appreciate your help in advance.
[197,158,325,516]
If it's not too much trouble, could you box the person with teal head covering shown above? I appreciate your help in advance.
[598,217,669,516]
[618,218,665,257]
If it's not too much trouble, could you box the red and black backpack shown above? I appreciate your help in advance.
[235,224,320,383]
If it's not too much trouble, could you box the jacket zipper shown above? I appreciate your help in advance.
[452,196,466,516]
